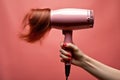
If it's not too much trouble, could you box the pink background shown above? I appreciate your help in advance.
[0,0,120,80]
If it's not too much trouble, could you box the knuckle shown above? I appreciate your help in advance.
[74,46,79,50]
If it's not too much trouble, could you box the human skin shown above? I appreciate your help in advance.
[60,43,120,80]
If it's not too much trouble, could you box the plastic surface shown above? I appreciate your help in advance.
[51,8,94,30]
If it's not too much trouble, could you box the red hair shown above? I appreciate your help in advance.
[19,8,51,43]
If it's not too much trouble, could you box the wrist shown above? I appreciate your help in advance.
[78,54,91,68]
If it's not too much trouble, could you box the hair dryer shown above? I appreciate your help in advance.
[51,8,94,80]
[20,8,94,80]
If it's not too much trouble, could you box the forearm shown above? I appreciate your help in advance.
[79,55,120,80]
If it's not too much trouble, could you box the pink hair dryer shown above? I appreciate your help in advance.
[50,8,94,80]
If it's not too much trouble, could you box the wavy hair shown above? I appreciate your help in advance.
[19,8,51,43]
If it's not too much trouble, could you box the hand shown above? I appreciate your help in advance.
[60,43,120,80]
[59,43,85,67]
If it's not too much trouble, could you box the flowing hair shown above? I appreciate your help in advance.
[19,8,51,43]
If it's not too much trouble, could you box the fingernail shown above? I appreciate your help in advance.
[61,59,65,63]
[60,59,63,62]
[67,53,72,57]
[68,57,72,60]
[63,43,67,48]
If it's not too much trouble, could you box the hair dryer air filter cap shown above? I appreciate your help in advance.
[88,10,94,27]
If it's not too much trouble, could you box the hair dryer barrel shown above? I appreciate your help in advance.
[50,8,94,30]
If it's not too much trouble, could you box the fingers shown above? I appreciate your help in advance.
[60,42,79,64]
[60,42,79,51]
[60,49,72,57]
[60,54,71,60]
[59,49,72,61]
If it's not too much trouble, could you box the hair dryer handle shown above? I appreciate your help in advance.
[62,30,73,79]
[62,30,73,43]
